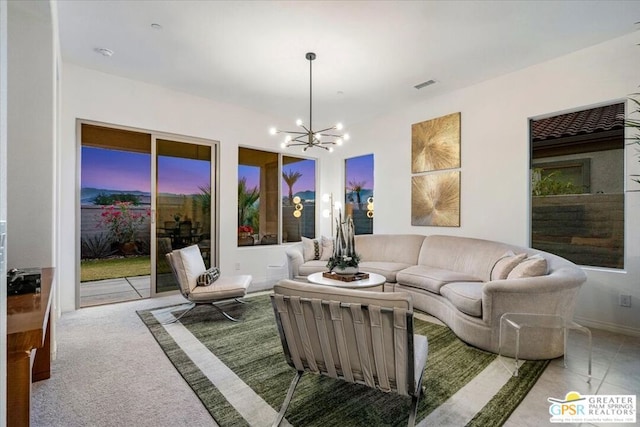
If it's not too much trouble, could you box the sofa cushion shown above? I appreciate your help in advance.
[507,254,548,279]
[320,236,334,261]
[301,237,322,262]
[440,282,483,317]
[354,234,426,264]
[491,251,527,280]
[298,260,328,276]
[418,235,511,282]
[358,261,414,283]
[396,265,482,294]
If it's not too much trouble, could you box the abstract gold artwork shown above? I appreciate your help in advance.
[411,112,461,173]
[411,172,460,227]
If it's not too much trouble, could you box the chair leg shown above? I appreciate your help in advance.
[162,303,196,325]
[210,302,240,322]
[408,375,424,427]
[234,298,248,304]
[272,371,303,427]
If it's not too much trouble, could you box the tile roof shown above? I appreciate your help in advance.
[531,103,624,141]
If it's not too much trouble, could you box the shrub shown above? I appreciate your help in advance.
[81,233,115,259]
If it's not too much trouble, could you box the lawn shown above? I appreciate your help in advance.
[81,256,151,282]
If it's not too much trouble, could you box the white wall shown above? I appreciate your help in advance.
[341,32,640,335]
[59,64,337,312]
[7,1,55,269]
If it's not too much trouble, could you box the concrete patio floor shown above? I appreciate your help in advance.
[80,275,151,307]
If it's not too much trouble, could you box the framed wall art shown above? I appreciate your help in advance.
[411,170,460,227]
[411,112,461,173]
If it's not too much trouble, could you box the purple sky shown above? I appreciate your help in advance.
[239,155,373,194]
[239,158,316,193]
[345,154,374,190]
[82,147,210,195]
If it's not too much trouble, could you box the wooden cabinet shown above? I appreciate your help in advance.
[7,267,54,427]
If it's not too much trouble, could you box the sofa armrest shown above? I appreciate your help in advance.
[481,268,586,326]
[285,243,304,279]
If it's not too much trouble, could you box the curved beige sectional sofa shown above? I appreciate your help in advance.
[285,234,587,360]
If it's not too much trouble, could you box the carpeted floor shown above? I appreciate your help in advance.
[138,294,548,427]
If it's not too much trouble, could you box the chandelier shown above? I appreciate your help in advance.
[269,52,349,152]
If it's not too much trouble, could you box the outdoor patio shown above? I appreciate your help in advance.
[80,275,151,307]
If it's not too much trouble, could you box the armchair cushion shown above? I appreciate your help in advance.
[172,244,206,294]
[189,275,251,302]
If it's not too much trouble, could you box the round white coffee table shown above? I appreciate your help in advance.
[306,271,386,291]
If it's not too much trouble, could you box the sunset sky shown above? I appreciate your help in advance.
[239,154,373,196]
[82,147,210,195]
[83,147,373,198]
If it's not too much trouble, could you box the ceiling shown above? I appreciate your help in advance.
[55,1,640,127]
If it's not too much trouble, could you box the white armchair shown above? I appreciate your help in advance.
[165,245,252,323]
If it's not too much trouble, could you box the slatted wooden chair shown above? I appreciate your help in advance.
[270,279,429,427]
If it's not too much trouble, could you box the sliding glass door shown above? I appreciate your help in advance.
[79,122,217,305]
[154,138,215,294]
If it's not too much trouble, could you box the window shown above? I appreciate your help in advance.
[282,156,316,242]
[530,103,624,268]
[345,154,374,234]
[238,147,316,246]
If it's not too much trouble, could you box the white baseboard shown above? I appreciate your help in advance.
[573,316,640,338]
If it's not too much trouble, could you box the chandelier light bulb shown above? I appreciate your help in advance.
[344,133,350,141]
[322,209,330,218]
[268,52,348,152]
[334,201,342,210]
[280,142,287,149]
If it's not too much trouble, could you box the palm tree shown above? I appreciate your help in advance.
[282,170,303,205]
[238,177,259,227]
[348,180,366,209]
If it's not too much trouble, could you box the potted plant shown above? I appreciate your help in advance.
[327,210,360,274]
[98,201,150,255]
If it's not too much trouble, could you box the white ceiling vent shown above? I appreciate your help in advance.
[414,79,436,90]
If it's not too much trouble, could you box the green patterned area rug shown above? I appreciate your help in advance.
[138,294,548,427]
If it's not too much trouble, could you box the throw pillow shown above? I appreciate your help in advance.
[491,251,527,280]
[197,267,220,287]
[507,254,548,279]
[320,236,334,261]
[301,236,321,262]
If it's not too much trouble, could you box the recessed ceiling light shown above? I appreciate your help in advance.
[151,23,163,30]
[414,79,436,90]
[94,47,114,57]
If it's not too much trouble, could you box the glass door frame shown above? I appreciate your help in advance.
[76,119,219,307]
[150,133,219,297]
